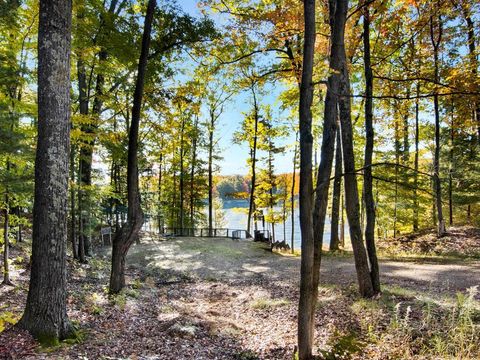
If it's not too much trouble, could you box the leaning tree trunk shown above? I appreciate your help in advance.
[330,127,342,251]
[19,0,74,342]
[109,0,155,294]
[337,0,375,298]
[430,14,446,237]
[362,3,380,294]
[297,0,316,358]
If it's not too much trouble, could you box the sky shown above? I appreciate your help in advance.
[177,0,298,176]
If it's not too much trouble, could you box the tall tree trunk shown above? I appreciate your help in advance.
[449,99,454,226]
[70,144,78,259]
[297,0,316,357]
[362,3,380,293]
[109,0,155,294]
[172,165,177,228]
[158,150,163,234]
[340,185,345,247]
[179,117,185,234]
[291,132,298,254]
[19,0,74,341]
[247,88,259,235]
[459,3,480,141]
[208,111,214,235]
[77,163,86,263]
[337,0,375,298]
[330,123,342,251]
[413,83,420,232]
[190,117,198,228]
[78,0,120,256]
[77,1,92,258]
[394,112,400,238]
[3,194,12,286]
[430,14,446,236]
[16,207,22,243]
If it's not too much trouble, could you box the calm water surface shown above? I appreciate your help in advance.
[221,199,334,249]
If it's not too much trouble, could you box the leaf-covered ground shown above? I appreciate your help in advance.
[1,229,479,359]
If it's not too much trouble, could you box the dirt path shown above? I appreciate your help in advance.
[2,236,478,359]
[127,236,480,296]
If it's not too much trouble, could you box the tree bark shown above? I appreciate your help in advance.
[337,0,374,298]
[208,111,214,235]
[297,0,316,358]
[459,3,480,141]
[362,3,380,294]
[179,116,186,233]
[70,144,78,259]
[291,132,298,254]
[430,14,446,236]
[3,195,12,286]
[449,99,454,226]
[190,117,199,227]
[77,0,120,256]
[247,88,259,235]
[158,149,163,234]
[19,0,74,342]
[413,83,420,232]
[330,125,342,251]
[109,0,155,294]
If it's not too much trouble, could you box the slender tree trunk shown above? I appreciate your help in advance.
[340,186,345,247]
[78,0,120,256]
[19,0,74,341]
[291,133,298,254]
[70,144,78,259]
[337,0,374,298]
[459,4,480,141]
[109,0,155,294]
[77,163,86,263]
[362,2,380,293]
[16,207,22,243]
[330,125,342,251]
[3,194,12,286]
[247,89,259,235]
[158,150,163,234]
[449,99,454,226]
[297,0,316,357]
[430,14,446,236]
[179,117,185,234]
[190,118,198,228]
[208,111,214,235]
[413,83,420,232]
[393,112,400,238]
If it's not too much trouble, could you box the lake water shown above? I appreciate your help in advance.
[221,199,333,249]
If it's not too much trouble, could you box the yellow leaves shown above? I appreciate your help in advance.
[0,311,18,332]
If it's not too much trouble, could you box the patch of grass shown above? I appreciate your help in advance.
[234,350,259,360]
[320,330,364,360]
[423,286,480,359]
[250,297,290,310]
[125,287,140,299]
[110,292,127,310]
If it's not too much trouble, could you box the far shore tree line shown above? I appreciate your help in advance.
[0,0,479,357]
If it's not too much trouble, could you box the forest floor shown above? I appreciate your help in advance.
[1,226,479,359]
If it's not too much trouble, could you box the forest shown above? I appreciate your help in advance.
[0,0,479,359]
